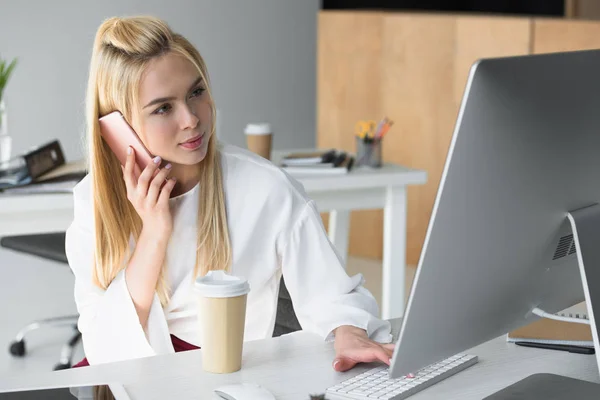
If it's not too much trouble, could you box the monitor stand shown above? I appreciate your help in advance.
[567,203,600,373]
[486,204,600,399]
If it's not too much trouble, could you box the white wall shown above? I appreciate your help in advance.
[0,0,319,161]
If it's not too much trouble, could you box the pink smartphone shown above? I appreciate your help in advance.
[98,111,154,177]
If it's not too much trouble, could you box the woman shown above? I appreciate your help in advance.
[66,15,394,372]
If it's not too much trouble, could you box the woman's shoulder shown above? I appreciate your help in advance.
[219,143,304,192]
[218,143,311,209]
[218,142,278,172]
[73,174,93,204]
[70,174,94,226]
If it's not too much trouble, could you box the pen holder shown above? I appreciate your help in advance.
[356,136,382,168]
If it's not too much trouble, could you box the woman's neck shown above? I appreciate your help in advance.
[169,163,200,197]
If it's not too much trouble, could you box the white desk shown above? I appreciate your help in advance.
[0,153,426,319]
[0,192,74,236]
[0,319,597,399]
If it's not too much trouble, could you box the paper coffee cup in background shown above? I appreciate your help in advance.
[194,270,251,374]
[244,123,272,160]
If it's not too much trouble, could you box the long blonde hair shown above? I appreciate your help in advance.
[85,16,231,306]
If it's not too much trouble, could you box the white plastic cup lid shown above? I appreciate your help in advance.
[194,270,250,298]
[244,123,272,135]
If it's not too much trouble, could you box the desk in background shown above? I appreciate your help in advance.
[0,318,597,399]
[0,150,427,319]
[0,193,73,237]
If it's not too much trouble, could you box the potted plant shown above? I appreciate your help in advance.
[0,55,17,137]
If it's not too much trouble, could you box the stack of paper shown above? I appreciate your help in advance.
[280,150,354,175]
[0,160,86,194]
[507,302,593,347]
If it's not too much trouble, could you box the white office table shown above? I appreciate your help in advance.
[0,318,597,399]
[0,192,74,236]
[0,152,426,319]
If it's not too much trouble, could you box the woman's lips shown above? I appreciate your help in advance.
[179,134,203,150]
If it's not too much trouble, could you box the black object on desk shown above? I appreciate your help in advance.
[484,373,600,400]
[332,151,348,167]
[0,140,69,190]
[23,140,65,179]
[515,341,595,355]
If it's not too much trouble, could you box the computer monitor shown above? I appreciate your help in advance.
[389,49,600,378]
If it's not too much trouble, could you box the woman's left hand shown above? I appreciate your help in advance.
[332,325,395,372]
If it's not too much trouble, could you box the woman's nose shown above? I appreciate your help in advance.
[180,105,200,130]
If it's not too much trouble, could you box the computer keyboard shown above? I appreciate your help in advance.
[325,353,478,400]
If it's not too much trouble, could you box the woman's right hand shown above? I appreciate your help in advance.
[123,147,177,237]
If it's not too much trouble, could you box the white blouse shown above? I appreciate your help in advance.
[65,143,392,365]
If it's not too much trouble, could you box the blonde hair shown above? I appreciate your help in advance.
[85,16,231,306]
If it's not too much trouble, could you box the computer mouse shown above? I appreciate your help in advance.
[214,383,276,400]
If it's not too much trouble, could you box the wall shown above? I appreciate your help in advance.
[0,0,319,161]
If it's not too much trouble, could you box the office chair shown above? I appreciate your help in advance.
[1,232,81,371]
[273,276,302,336]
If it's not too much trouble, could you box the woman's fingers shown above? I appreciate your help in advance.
[332,347,391,373]
[147,163,172,203]
[333,357,357,372]
[137,156,161,196]
[382,343,395,358]
[123,147,135,190]
[375,348,392,365]
[158,177,177,206]
[384,348,394,360]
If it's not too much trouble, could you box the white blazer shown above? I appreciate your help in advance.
[65,144,392,365]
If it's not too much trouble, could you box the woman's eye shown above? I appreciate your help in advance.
[190,87,205,98]
[153,104,172,115]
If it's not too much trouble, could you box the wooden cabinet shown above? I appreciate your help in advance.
[317,11,600,265]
